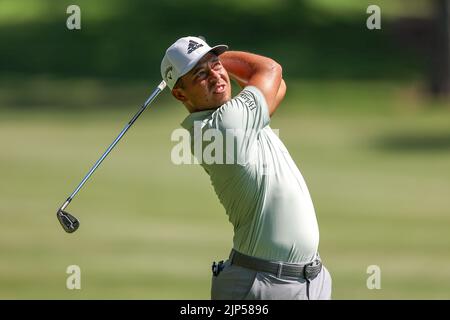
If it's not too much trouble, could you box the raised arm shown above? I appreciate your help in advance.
[219,51,286,116]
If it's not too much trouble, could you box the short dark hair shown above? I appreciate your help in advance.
[174,77,184,89]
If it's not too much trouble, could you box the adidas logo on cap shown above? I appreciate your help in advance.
[187,40,204,54]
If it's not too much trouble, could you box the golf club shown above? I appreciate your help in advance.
[56,80,167,233]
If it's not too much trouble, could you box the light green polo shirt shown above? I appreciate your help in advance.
[181,86,319,263]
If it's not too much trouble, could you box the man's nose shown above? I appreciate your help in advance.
[208,69,221,83]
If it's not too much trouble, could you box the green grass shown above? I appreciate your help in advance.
[0,79,449,299]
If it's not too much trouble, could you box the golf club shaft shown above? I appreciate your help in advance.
[60,80,167,211]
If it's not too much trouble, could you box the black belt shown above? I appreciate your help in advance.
[229,249,322,281]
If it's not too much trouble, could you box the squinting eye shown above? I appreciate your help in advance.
[212,63,221,70]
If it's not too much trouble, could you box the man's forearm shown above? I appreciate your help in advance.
[220,51,280,87]
[219,51,285,116]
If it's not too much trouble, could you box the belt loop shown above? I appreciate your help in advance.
[229,249,236,264]
[277,262,283,278]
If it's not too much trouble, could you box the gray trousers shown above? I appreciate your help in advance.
[211,259,332,300]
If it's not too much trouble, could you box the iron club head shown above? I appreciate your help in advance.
[57,209,80,233]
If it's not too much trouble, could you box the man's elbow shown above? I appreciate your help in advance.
[279,78,287,97]
[270,61,285,95]
[268,60,283,80]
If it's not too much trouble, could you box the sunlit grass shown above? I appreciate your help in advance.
[0,78,449,299]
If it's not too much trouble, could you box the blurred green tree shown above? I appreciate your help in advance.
[430,0,449,97]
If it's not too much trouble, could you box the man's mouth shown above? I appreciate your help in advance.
[213,84,226,94]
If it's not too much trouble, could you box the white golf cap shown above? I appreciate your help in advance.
[161,36,228,89]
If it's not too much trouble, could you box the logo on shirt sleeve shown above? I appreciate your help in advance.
[238,91,256,110]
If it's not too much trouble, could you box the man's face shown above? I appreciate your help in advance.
[172,53,231,111]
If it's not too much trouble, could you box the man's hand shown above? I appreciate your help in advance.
[219,51,286,116]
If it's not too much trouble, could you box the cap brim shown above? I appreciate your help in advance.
[210,44,228,56]
[178,44,229,81]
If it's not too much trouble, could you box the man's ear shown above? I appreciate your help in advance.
[172,88,187,102]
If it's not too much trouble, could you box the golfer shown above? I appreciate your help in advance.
[161,36,332,300]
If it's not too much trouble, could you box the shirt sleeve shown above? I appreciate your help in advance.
[206,86,271,165]
[215,86,270,132]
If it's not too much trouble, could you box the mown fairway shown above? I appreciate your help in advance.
[1,80,449,299]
